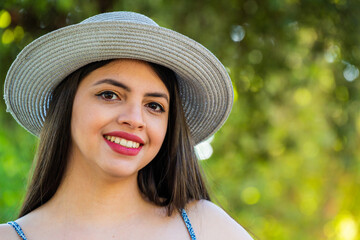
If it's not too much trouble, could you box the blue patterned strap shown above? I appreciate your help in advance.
[181,209,197,240]
[7,221,28,240]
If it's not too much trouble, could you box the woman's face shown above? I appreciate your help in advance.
[70,59,169,179]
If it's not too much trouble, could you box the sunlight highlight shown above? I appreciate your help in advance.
[336,214,358,240]
[194,135,214,160]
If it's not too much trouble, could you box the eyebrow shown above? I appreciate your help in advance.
[145,93,169,103]
[93,79,131,92]
[93,79,169,102]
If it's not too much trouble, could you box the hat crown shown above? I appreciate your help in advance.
[80,11,159,26]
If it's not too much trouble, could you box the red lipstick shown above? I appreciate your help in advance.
[103,131,144,156]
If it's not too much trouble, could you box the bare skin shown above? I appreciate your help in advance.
[0,199,254,240]
[0,60,253,240]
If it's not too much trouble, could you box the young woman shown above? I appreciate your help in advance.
[0,12,253,239]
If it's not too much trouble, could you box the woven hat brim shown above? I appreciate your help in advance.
[4,21,233,144]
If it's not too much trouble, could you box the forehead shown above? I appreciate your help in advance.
[79,59,169,93]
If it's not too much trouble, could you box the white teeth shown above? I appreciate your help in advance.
[105,135,141,149]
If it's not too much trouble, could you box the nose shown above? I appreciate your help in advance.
[116,103,146,130]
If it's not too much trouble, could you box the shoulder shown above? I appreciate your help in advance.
[0,223,19,240]
[185,200,254,240]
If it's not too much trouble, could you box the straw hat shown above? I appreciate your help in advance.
[4,11,233,144]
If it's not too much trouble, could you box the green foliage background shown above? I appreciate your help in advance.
[1,0,359,239]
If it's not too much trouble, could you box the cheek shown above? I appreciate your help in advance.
[71,99,106,146]
[149,116,168,150]
[72,111,97,137]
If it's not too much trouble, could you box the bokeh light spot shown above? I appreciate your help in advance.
[336,214,358,240]
[241,186,261,205]
[294,88,312,106]
[2,29,14,44]
[325,44,340,63]
[298,27,317,46]
[0,10,11,28]
[343,63,359,82]
[14,26,24,41]
[231,25,245,42]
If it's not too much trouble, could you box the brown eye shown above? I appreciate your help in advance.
[96,91,119,101]
[146,102,165,113]
[96,91,119,100]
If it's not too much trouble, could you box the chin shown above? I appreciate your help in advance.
[99,160,147,180]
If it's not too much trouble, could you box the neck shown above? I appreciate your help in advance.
[40,154,155,226]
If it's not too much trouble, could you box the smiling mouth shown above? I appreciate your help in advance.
[104,135,142,148]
